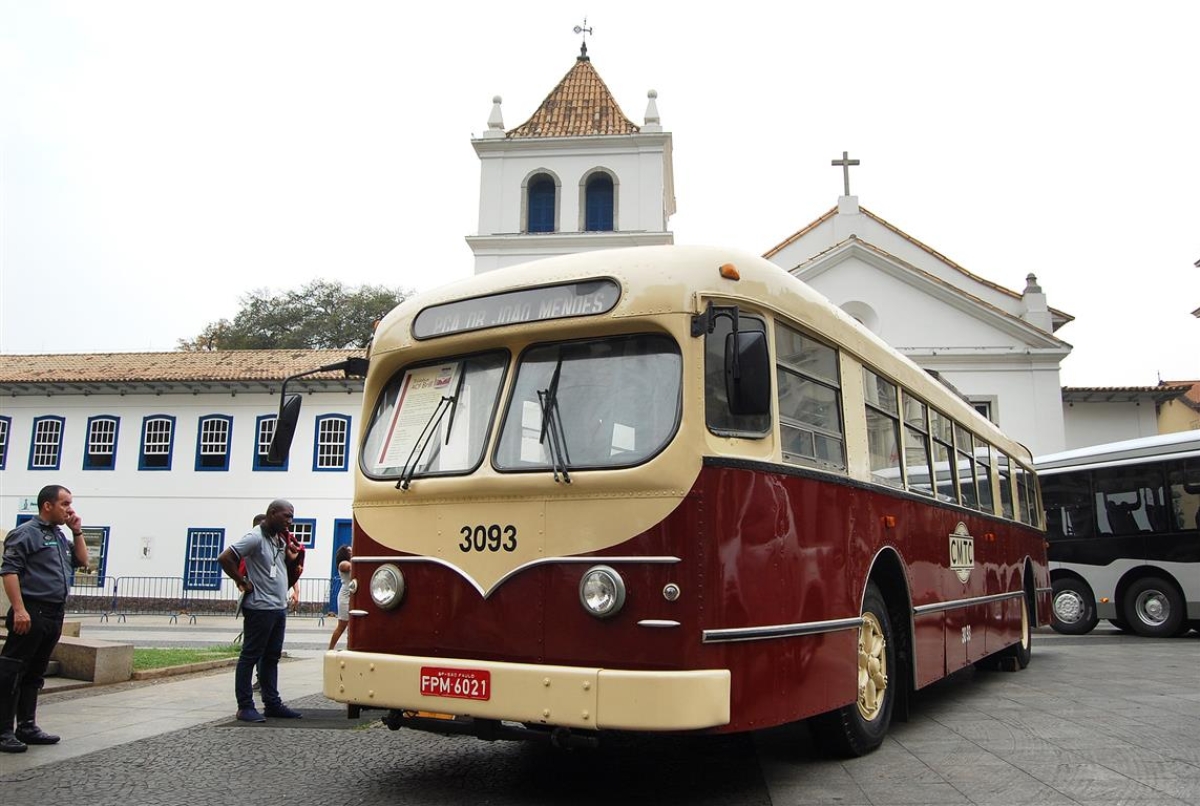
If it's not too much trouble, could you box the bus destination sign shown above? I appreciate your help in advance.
[413,279,621,339]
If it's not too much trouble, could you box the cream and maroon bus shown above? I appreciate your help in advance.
[273,244,1049,756]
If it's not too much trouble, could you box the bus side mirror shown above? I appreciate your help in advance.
[725,331,771,416]
[268,394,302,464]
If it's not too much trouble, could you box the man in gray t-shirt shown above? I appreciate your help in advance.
[218,499,303,722]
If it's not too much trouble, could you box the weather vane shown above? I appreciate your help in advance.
[574,17,593,59]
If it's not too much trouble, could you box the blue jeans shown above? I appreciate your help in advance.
[236,608,287,710]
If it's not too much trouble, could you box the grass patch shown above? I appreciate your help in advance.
[133,644,242,671]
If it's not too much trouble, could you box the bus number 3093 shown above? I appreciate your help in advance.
[459,524,518,553]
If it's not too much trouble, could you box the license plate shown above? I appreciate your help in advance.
[420,666,491,701]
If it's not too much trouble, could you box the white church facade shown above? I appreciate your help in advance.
[0,45,1184,590]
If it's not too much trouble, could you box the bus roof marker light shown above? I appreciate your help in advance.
[719,263,740,280]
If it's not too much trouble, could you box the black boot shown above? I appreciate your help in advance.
[0,656,26,753]
[14,679,59,745]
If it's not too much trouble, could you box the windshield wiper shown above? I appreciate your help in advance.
[537,354,571,484]
[397,395,453,490]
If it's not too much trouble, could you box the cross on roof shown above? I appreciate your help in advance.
[831,151,860,196]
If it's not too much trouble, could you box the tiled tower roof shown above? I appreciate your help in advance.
[508,54,638,138]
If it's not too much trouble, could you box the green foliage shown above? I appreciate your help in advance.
[132,644,242,671]
[178,279,409,351]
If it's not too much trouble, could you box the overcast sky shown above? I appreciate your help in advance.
[2,1,1197,387]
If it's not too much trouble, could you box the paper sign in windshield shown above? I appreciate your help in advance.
[374,362,462,471]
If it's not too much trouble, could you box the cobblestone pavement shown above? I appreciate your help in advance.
[1,628,1198,805]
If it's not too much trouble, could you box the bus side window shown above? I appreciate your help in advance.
[1041,474,1092,539]
[1168,459,1200,531]
[704,315,770,437]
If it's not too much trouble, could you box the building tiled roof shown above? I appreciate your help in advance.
[508,56,638,138]
[1061,385,1191,404]
[1162,380,1200,409]
[0,350,364,384]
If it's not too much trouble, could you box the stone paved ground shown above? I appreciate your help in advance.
[1,628,1198,805]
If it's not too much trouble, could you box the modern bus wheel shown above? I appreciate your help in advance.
[809,582,894,757]
[1122,576,1185,638]
[1051,578,1098,635]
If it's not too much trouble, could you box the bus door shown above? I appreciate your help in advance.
[328,518,353,614]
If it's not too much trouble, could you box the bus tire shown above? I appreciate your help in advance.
[1122,576,1185,638]
[809,582,894,757]
[1050,578,1098,635]
[1000,593,1033,669]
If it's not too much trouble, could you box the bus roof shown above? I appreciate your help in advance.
[374,244,1033,465]
[1035,429,1200,474]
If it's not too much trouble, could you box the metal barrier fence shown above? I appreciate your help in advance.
[66,576,334,625]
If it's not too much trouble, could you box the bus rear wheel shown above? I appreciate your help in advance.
[1001,593,1032,668]
[1051,578,1098,635]
[809,582,894,757]
[1122,576,1185,637]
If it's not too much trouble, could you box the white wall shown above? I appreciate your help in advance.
[1061,401,1161,449]
[0,388,357,585]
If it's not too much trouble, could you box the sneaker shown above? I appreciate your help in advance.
[236,707,266,723]
[15,724,60,745]
[264,704,303,719]
[0,733,27,753]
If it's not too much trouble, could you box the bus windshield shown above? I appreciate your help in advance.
[361,351,507,479]
[495,334,682,471]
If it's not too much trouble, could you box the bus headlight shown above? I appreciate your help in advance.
[579,565,626,618]
[370,564,405,610]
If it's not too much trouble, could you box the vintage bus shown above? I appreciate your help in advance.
[1037,430,1200,637]
[272,245,1049,756]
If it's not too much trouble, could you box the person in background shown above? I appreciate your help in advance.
[0,485,88,753]
[219,499,303,723]
[327,546,353,650]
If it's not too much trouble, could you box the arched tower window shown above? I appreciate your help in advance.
[584,173,614,231]
[527,174,557,233]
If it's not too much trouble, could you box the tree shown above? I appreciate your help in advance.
[178,280,410,351]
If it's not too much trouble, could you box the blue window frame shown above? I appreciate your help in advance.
[83,415,120,470]
[139,415,175,470]
[584,173,614,231]
[184,528,225,590]
[527,175,556,233]
[313,414,350,471]
[29,415,65,470]
[0,416,10,469]
[291,518,316,549]
[253,414,287,471]
[195,415,233,471]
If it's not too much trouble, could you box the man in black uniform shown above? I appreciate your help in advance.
[0,484,88,753]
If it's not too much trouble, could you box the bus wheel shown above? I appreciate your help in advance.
[1123,577,1185,637]
[1001,594,1033,668]
[809,582,894,757]
[1051,578,1098,635]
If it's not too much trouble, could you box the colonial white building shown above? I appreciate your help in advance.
[0,351,361,606]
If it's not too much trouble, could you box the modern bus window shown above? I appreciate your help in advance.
[1167,459,1200,531]
[705,316,770,436]
[902,395,934,497]
[930,409,959,503]
[360,351,508,479]
[996,452,1015,520]
[1092,466,1165,536]
[775,322,845,469]
[954,425,979,509]
[863,368,902,489]
[495,334,682,470]
[1042,473,1094,540]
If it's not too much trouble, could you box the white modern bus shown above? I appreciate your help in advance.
[1036,430,1200,637]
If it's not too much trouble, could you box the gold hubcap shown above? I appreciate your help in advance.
[857,611,888,721]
